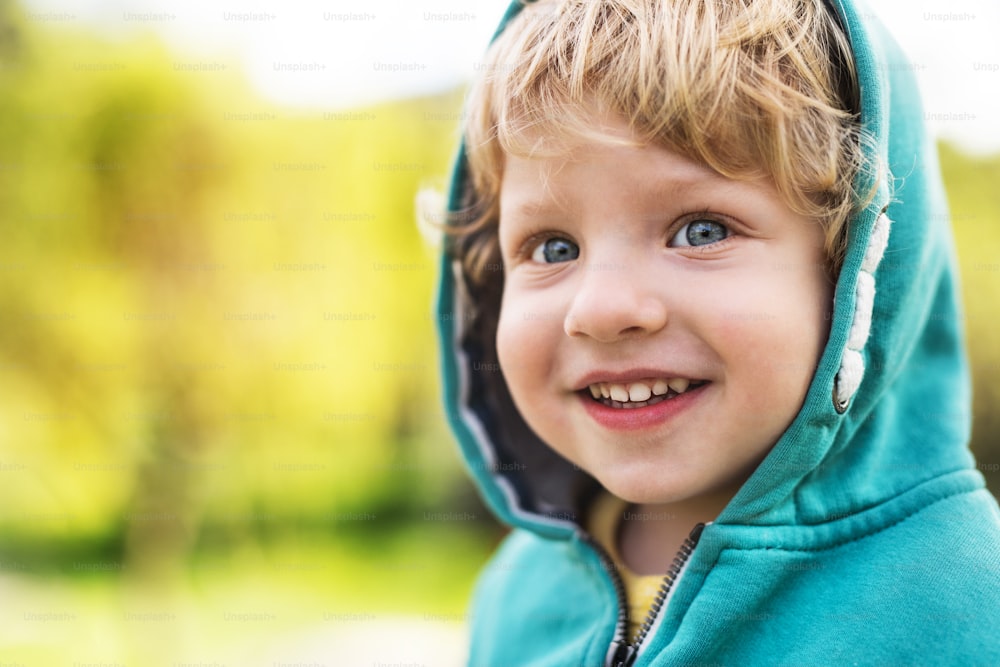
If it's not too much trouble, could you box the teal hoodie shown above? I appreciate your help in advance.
[436,1,1000,665]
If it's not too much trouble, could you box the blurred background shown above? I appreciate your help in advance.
[0,1,997,665]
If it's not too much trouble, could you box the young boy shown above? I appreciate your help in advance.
[436,1,1000,664]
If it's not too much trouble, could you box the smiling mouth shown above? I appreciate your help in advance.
[585,377,708,409]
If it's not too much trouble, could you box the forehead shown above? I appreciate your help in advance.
[500,108,744,195]
[499,138,753,221]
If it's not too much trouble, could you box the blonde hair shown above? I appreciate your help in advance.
[448,0,877,285]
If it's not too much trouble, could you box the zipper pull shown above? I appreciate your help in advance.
[605,522,708,666]
[608,640,638,667]
[688,522,706,541]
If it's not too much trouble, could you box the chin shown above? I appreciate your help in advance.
[597,475,693,506]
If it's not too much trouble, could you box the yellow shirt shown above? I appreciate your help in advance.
[586,492,666,643]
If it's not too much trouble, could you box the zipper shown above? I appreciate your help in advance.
[584,522,706,667]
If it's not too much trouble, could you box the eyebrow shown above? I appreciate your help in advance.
[501,197,569,222]
[644,166,734,198]
[499,158,760,223]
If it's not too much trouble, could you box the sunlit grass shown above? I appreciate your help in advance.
[0,524,493,665]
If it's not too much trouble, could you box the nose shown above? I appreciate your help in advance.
[563,261,668,343]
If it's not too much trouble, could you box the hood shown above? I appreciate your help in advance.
[436,0,976,540]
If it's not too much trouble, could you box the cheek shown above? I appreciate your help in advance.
[495,307,516,375]
[496,287,568,408]
[498,280,562,340]
[496,290,542,388]
[780,265,833,358]
[495,289,518,368]
[775,283,832,403]
[717,266,831,394]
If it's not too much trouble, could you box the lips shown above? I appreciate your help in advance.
[578,375,709,430]
[579,373,707,409]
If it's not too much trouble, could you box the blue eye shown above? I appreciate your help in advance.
[531,237,579,263]
[670,219,730,247]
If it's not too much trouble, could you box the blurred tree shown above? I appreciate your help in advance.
[0,0,994,582]
[940,143,1000,496]
[0,1,469,574]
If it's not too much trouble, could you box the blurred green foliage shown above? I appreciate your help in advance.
[939,144,1000,494]
[0,4,494,662]
[0,3,478,562]
[0,2,997,663]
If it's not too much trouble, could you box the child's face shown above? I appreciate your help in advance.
[495,115,832,507]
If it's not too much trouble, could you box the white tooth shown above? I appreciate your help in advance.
[667,378,690,394]
[652,379,669,396]
[609,384,629,402]
[589,385,601,399]
[600,383,611,399]
[627,382,651,402]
